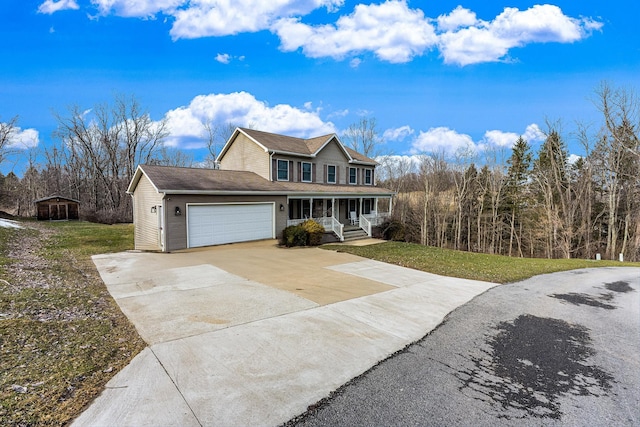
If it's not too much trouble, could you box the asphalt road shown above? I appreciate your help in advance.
[286,267,640,427]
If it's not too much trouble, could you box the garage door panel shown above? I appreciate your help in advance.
[188,204,274,248]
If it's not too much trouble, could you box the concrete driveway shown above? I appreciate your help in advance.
[72,240,498,427]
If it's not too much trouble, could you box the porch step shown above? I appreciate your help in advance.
[342,228,369,242]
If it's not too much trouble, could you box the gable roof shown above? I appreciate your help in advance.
[34,195,80,204]
[218,128,377,165]
[127,164,283,195]
[127,164,395,196]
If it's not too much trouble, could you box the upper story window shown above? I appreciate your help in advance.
[277,159,289,181]
[327,165,336,184]
[302,162,312,182]
[349,167,357,185]
[364,169,372,185]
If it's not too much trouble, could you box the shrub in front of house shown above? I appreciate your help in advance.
[301,219,324,246]
[281,220,325,247]
[281,224,308,247]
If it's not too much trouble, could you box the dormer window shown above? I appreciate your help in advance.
[277,159,289,181]
[364,169,372,185]
[349,167,357,185]
[302,162,312,182]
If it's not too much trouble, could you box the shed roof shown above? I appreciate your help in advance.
[34,195,80,204]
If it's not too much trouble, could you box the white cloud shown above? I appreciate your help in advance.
[383,125,414,142]
[523,123,545,142]
[38,0,79,14]
[410,127,475,154]
[215,53,231,64]
[273,1,437,63]
[349,58,362,68]
[436,6,478,32]
[438,5,603,66]
[170,0,344,39]
[90,0,184,18]
[568,154,581,165]
[61,1,602,67]
[162,92,336,148]
[482,123,545,149]
[6,127,40,149]
[483,130,520,148]
[327,109,349,119]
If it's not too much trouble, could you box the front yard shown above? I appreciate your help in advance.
[0,220,144,426]
[2,220,638,426]
[324,241,640,283]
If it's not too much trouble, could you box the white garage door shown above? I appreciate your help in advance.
[187,203,274,248]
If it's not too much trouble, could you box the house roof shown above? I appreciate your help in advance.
[34,195,80,204]
[128,164,395,197]
[128,164,283,194]
[218,128,377,165]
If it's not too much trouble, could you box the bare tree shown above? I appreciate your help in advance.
[593,81,640,259]
[341,117,382,158]
[0,116,19,167]
[52,95,168,222]
[203,121,237,167]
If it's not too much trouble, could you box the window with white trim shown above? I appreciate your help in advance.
[364,169,372,185]
[302,162,312,182]
[349,167,357,185]
[277,159,289,181]
[327,165,336,184]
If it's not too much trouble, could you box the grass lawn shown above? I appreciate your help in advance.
[0,220,145,427]
[323,241,640,283]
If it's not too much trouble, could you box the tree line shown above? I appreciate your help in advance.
[379,82,640,261]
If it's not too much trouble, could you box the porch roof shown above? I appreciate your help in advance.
[279,181,394,198]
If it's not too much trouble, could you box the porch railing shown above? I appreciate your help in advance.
[287,216,345,241]
[287,213,389,241]
[360,214,372,236]
[329,217,344,241]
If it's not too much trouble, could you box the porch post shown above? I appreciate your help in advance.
[309,197,313,219]
[389,196,393,216]
[331,198,335,219]
[374,198,379,214]
[359,198,363,216]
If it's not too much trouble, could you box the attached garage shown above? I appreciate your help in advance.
[187,203,275,248]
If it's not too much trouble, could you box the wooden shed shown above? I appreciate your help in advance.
[35,196,80,221]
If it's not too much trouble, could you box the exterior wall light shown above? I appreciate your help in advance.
[175,206,182,216]
[279,204,285,211]
[150,206,157,213]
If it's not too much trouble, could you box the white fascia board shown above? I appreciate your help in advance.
[126,165,161,194]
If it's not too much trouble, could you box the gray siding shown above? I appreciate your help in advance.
[164,194,288,252]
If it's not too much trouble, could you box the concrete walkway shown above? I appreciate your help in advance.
[72,241,498,427]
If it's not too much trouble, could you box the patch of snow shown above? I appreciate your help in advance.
[0,219,22,229]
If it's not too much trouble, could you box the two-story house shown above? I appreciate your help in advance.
[127,127,395,251]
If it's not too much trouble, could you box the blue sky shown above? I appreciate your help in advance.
[1,0,638,174]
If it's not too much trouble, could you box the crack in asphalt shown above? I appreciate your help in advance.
[457,314,614,420]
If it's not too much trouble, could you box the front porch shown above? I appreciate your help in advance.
[286,196,392,242]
